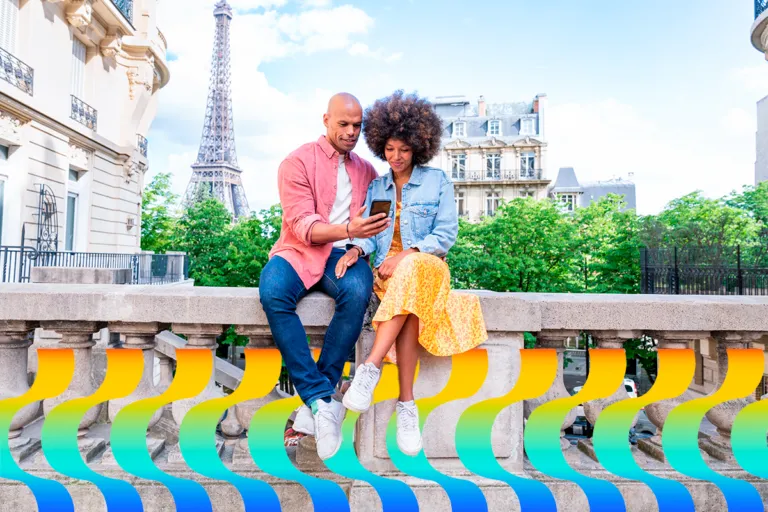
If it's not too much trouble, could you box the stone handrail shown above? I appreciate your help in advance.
[1,283,768,511]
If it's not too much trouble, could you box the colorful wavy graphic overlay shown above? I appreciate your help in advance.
[592,349,696,512]
[664,348,764,511]
[385,348,489,512]
[732,352,768,480]
[42,348,145,512]
[324,361,419,512]
[111,348,214,512]
[248,348,350,512]
[179,347,281,512]
[0,349,76,512]
[455,348,558,512]
[525,348,627,512]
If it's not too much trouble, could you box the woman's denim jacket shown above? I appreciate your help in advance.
[351,166,459,268]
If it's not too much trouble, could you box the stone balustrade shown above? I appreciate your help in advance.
[1,284,768,511]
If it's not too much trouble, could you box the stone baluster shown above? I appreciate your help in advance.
[41,321,105,461]
[156,351,175,392]
[699,331,765,461]
[232,325,284,465]
[103,322,167,462]
[1,321,40,462]
[578,330,642,461]
[220,405,244,446]
[168,323,225,463]
[638,331,708,462]
[524,330,580,451]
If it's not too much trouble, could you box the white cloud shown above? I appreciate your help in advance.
[547,99,756,215]
[301,0,333,7]
[149,2,389,212]
[346,43,402,63]
[722,107,757,138]
[732,65,768,93]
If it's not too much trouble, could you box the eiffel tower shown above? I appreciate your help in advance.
[185,0,250,220]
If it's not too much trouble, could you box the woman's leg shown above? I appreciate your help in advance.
[395,314,420,402]
[365,314,408,368]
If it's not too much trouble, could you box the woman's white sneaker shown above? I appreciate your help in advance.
[342,363,381,413]
[396,400,422,456]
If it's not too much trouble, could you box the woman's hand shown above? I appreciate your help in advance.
[335,247,362,279]
[377,249,418,280]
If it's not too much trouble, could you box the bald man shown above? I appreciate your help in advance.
[260,93,390,460]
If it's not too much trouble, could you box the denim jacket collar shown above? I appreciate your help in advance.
[382,165,425,190]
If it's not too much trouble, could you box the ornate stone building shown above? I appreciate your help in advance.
[427,94,550,222]
[0,0,169,252]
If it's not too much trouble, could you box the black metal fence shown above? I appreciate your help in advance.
[0,246,189,285]
[641,245,768,295]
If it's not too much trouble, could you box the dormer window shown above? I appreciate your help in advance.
[453,121,466,138]
[488,119,501,137]
[520,115,537,136]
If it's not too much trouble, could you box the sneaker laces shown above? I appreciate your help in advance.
[355,364,379,397]
[398,403,419,432]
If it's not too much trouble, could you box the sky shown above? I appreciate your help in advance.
[149,0,768,215]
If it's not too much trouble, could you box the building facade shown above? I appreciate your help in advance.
[750,1,768,185]
[548,167,637,213]
[427,94,550,222]
[0,0,169,252]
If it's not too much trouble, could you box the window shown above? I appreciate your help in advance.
[488,120,501,137]
[520,190,534,199]
[520,115,537,136]
[65,193,77,251]
[71,37,86,98]
[558,193,576,212]
[486,153,501,179]
[453,121,466,138]
[69,168,80,182]
[0,0,19,54]
[520,152,535,178]
[486,191,500,216]
[455,191,465,216]
[451,153,466,180]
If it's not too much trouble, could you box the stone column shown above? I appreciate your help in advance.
[638,331,706,462]
[524,330,580,451]
[578,330,642,461]
[157,352,174,391]
[168,323,225,463]
[1,321,40,462]
[41,321,105,460]
[699,331,764,461]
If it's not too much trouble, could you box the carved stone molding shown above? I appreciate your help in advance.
[66,0,93,29]
[126,56,156,100]
[100,32,122,58]
[123,160,138,183]
[0,111,23,147]
[69,143,92,171]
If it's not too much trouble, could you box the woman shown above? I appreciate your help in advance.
[335,91,487,455]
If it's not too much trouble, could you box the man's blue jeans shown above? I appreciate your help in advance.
[259,248,373,407]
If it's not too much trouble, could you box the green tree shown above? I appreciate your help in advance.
[726,181,768,236]
[174,198,233,287]
[141,173,179,253]
[448,198,579,292]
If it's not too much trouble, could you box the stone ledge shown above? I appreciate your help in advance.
[1,285,768,333]
[30,267,132,285]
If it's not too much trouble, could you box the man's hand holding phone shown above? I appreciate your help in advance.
[347,203,391,239]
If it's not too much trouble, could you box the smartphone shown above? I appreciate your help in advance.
[369,200,392,218]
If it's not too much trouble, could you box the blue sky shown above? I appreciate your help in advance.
[150,0,768,214]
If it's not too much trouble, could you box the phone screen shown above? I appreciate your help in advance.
[370,200,391,217]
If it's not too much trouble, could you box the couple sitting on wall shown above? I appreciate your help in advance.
[259,91,488,460]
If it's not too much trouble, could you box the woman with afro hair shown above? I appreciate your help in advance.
[336,90,487,455]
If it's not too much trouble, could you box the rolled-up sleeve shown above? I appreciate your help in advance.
[278,157,323,246]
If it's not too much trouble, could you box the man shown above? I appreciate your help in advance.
[259,93,390,460]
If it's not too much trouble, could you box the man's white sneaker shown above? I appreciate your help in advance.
[342,363,381,413]
[313,398,345,460]
[396,400,422,456]
[293,405,314,435]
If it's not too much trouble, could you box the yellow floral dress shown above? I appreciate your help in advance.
[373,202,487,363]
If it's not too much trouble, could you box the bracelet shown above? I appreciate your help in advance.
[353,246,364,256]
[346,222,351,239]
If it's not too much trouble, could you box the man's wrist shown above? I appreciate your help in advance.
[352,246,364,256]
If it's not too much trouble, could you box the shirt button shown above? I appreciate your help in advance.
[406,240,412,245]
[403,220,408,225]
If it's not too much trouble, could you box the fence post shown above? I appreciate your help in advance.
[641,248,648,294]
[673,247,680,295]
[737,245,744,296]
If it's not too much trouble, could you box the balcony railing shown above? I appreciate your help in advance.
[0,47,33,95]
[70,95,97,130]
[0,289,767,510]
[757,0,768,18]
[110,0,133,23]
[138,134,148,157]
[452,169,544,181]
[0,246,189,285]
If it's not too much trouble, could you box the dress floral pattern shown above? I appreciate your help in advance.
[373,202,487,363]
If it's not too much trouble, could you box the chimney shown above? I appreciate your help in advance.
[478,95,486,117]
[533,97,539,113]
